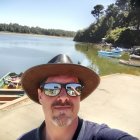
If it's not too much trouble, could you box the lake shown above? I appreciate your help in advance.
[0,32,140,77]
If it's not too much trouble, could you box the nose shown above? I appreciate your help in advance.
[57,88,69,102]
[59,87,67,96]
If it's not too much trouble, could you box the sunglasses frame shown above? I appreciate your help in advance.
[40,82,83,97]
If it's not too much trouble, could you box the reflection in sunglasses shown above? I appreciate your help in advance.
[70,87,81,96]
[41,83,83,97]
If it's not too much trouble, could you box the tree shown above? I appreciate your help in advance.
[91,5,104,21]
[105,4,118,17]
[130,0,140,8]
[115,0,130,11]
[129,0,140,30]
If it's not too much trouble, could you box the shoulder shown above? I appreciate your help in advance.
[17,128,38,140]
[96,125,138,140]
[17,121,45,140]
[77,119,107,139]
[81,120,138,140]
[82,120,108,136]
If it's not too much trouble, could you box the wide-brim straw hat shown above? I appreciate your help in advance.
[21,54,100,104]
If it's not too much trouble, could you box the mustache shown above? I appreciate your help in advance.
[52,99,73,107]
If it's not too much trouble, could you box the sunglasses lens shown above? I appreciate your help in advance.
[41,83,83,97]
[66,83,82,96]
[43,83,61,96]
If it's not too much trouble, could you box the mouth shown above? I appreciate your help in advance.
[52,100,73,110]
[53,105,72,110]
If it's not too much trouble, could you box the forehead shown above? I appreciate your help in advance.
[45,75,79,83]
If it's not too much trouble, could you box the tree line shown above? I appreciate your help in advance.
[0,23,76,37]
[74,0,140,48]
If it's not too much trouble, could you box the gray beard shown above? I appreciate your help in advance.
[52,112,73,127]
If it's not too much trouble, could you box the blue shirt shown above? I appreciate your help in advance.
[17,118,138,140]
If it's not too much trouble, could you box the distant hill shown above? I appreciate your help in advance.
[0,23,76,37]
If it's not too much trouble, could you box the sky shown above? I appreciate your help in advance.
[0,0,115,31]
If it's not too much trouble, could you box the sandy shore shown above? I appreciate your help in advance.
[0,73,140,139]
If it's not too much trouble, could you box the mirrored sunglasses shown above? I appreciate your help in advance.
[40,83,83,96]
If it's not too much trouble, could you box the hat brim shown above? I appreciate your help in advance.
[21,63,100,103]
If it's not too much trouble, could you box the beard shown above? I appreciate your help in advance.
[52,110,73,127]
[51,99,74,127]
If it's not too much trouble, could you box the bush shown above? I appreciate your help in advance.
[106,28,140,48]
[117,29,140,48]
[105,27,127,44]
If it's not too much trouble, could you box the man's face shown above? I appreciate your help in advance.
[38,75,80,127]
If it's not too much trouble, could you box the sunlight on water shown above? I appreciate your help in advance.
[0,32,140,77]
[0,33,90,77]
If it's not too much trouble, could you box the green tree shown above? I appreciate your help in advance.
[105,4,119,29]
[115,0,130,11]
[0,23,75,37]
[105,4,118,18]
[129,0,140,30]
[91,5,104,21]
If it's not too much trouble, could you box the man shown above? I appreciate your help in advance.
[18,54,138,140]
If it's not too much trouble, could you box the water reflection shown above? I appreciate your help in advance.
[0,33,91,77]
[0,33,140,77]
[75,43,100,74]
[75,43,140,76]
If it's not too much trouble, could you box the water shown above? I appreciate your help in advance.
[0,33,91,77]
[0,32,140,77]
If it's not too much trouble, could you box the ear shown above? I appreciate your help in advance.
[38,88,43,104]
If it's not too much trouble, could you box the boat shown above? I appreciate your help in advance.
[0,72,25,105]
[129,47,140,60]
[98,50,122,58]
[119,59,140,67]
[130,54,140,60]
[131,47,140,56]
[111,47,123,53]
[98,47,123,58]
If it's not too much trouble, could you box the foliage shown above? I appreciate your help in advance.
[74,16,113,43]
[106,28,140,48]
[91,5,104,21]
[115,0,130,11]
[105,27,127,43]
[129,0,140,30]
[0,23,76,37]
[74,0,140,47]
[116,29,140,47]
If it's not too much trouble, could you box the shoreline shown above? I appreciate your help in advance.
[0,32,140,76]
[0,31,74,39]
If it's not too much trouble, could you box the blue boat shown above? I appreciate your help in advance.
[98,50,122,58]
[111,47,123,53]
[98,47,123,58]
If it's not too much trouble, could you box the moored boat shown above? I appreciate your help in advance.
[119,59,140,67]
[130,54,140,60]
[98,50,122,58]
[111,47,123,53]
[0,72,24,105]
[98,47,123,58]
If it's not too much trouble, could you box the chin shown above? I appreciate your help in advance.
[52,113,73,127]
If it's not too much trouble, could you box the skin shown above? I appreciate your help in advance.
[38,75,81,140]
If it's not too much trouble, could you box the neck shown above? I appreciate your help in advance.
[44,117,79,140]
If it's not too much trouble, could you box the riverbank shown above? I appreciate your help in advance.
[0,31,74,39]
[0,73,140,139]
